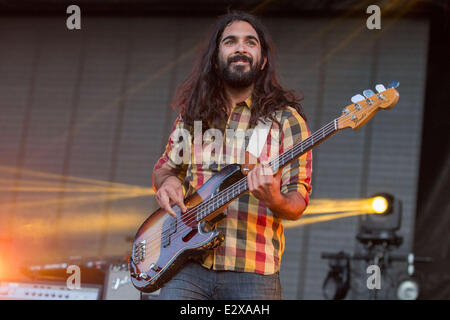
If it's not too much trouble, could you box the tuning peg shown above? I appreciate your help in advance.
[375,84,386,93]
[351,94,365,103]
[387,80,400,89]
[363,89,375,98]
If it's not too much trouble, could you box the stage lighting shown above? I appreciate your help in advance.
[371,196,389,214]
[322,252,350,300]
[397,278,419,300]
[357,193,402,247]
[397,253,420,300]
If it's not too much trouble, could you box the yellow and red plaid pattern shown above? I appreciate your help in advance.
[154,98,312,275]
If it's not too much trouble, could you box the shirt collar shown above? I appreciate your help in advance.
[236,96,252,109]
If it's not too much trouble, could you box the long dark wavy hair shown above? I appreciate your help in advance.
[171,11,307,129]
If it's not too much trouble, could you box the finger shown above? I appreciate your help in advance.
[158,190,177,217]
[247,168,254,191]
[250,171,264,199]
[263,168,273,186]
[176,188,187,212]
[274,167,283,182]
[166,206,177,218]
[169,187,187,213]
[254,166,263,188]
[261,164,273,177]
[167,189,184,215]
[249,170,262,197]
[260,164,274,186]
[178,189,187,212]
[156,189,168,207]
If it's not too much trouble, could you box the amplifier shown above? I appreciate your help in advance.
[102,263,161,300]
[103,263,140,300]
[0,280,102,300]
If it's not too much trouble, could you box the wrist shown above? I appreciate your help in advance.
[163,175,181,187]
[265,191,285,209]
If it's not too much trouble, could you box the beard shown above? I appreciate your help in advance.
[217,54,262,89]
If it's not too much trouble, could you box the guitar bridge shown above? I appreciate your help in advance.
[132,240,146,263]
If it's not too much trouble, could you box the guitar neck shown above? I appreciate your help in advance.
[269,118,338,171]
[195,118,340,222]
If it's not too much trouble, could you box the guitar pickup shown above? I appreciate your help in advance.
[169,218,177,233]
[162,217,177,248]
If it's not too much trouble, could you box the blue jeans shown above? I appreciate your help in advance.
[158,261,282,300]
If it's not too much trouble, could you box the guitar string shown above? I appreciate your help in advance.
[137,98,384,255]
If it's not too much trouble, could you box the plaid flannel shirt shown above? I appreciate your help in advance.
[154,97,312,275]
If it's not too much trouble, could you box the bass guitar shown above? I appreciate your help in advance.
[129,81,400,292]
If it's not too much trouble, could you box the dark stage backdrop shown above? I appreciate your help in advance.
[413,5,450,300]
[0,11,431,299]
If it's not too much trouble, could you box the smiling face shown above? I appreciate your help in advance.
[217,20,267,89]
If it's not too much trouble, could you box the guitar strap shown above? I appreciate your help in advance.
[246,119,273,158]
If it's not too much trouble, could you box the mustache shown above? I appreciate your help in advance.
[227,54,253,65]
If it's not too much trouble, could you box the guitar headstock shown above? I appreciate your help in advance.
[337,81,400,130]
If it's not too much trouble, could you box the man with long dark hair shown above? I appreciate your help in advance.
[152,11,312,299]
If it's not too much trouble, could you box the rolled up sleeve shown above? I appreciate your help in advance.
[278,107,313,206]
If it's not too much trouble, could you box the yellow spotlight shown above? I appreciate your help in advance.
[372,196,389,214]
[369,193,394,215]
